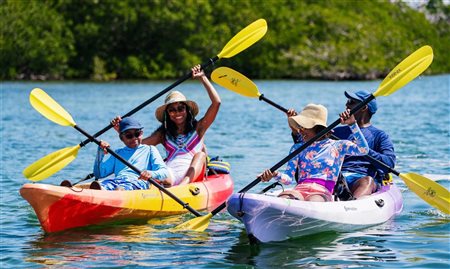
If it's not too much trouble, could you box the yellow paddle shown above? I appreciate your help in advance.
[175,45,435,231]
[211,65,449,215]
[25,88,204,217]
[211,66,288,112]
[23,18,268,181]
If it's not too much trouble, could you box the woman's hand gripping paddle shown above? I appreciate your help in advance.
[24,88,204,217]
[24,19,268,181]
[174,45,435,231]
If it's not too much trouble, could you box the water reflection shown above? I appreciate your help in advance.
[321,232,398,263]
[406,211,450,237]
[24,215,224,267]
[24,207,444,267]
[225,230,342,267]
[4,76,450,268]
[224,226,407,267]
[26,228,130,267]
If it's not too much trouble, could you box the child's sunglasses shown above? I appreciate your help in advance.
[121,130,142,139]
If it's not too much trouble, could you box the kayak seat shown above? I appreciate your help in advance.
[333,173,355,201]
[60,173,95,188]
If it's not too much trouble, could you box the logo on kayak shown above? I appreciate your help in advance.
[344,206,357,211]
[424,187,436,198]
[141,193,160,199]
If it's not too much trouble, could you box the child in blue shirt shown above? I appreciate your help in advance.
[92,117,170,190]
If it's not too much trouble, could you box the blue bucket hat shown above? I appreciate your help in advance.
[119,117,143,133]
[345,90,378,115]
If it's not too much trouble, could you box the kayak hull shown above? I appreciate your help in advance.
[21,174,233,233]
[227,184,403,243]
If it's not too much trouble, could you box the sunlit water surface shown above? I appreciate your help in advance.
[1,75,449,268]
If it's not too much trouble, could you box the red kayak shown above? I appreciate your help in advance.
[21,174,233,233]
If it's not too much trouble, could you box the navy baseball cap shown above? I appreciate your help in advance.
[119,117,143,133]
[345,90,378,115]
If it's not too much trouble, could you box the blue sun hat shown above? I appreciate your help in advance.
[345,90,378,115]
[119,117,143,133]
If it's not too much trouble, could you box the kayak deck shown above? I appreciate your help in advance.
[227,184,403,243]
[21,174,233,233]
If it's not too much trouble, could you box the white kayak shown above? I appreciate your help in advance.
[227,184,403,243]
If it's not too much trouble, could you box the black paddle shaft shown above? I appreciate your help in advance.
[73,125,203,217]
[209,95,376,216]
[261,94,398,175]
[259,94,288,113]
[78,56,219,147]
[243,95,375,191]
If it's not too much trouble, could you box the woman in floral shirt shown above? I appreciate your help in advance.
[261,104,369,202]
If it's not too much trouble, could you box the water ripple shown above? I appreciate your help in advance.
[1,76,449,268]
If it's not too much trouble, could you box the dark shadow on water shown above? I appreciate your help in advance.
[225,230,342,267]
[223,223,417,268]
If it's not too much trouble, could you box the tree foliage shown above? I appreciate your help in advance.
[1,0,74,79]
[1,0,448,80]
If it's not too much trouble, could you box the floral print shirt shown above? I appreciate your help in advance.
[275,123,369,186]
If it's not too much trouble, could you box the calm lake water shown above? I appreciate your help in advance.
[1,74,449,268]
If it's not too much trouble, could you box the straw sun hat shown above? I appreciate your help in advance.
[288,104,328,129]
[155,91,199,122]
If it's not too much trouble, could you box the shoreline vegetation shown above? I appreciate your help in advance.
[1,0,449,81]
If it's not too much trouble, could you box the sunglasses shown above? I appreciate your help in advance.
[346,99,360,106]
[167,104,186,114]
[121,130,142,139]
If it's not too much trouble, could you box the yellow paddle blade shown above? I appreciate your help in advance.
[23,145,80,181]
[211,67,261,98]
[217,19,267,59]
[30,88,76,127]
[374,46,433,97]
[400,172,450,214]
[171,213,213,232]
